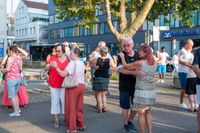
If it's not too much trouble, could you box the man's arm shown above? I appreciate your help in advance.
[192,65,200,77]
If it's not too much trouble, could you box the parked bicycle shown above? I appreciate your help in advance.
[40,68,49,83]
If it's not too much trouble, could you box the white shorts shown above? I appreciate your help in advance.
[50,87,65,115]
[196,85,200,105]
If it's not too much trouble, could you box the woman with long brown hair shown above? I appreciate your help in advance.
[1,46,22,116]
[119,44,156,133]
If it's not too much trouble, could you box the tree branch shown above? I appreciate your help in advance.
[119,1,127,33]
[104,0,122,41]
[126,0,154,36]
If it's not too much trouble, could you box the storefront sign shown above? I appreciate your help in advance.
[0,39,4,57]
[163,29,200,38]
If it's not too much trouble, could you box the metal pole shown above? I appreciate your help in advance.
[147,20,149,44]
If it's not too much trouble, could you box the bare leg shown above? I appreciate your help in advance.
[122,109,129,125]
[145,108,152,133]
[11,96,19,112]
[94,91,98,108]
[180,90,185,104]
[96,91,102,112]
[138,109,146,133]
[159,73,162,79]
[102,91,107,111]
[162,73,164,80]
[128,109,137,122]
[54,114,59,128]
[188,95,195,111]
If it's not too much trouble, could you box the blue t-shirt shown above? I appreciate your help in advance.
[193,48,200,84]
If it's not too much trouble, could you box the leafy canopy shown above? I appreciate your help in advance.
[53,0,200,40]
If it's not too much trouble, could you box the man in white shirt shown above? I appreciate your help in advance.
[157,47,170,83]
[178,39,194,109]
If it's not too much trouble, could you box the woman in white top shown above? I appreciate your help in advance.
[51,48,86,133]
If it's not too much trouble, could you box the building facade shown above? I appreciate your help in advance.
[48,0,200,57]
[14,0,49,50]
[153,13,200,57]
[48,0,150,56]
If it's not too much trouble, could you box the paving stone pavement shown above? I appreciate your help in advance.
[0,75,198,133]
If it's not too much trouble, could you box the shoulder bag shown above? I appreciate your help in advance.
[16,59,27,86]
[62,61,79,88]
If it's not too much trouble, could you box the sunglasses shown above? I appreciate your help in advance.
[123,44,130,48]
[56,50,62,53]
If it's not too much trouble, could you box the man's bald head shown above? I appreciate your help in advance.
[98,41,106,48]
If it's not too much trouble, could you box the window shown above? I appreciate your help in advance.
[100,23,105,34]
[59,29,64,38]
[142,21,147,30]
[160,15,165,26]
[49,15,55,24]
[64,28,69,37]
[170,14,175,28]
[50,29,59,39]
[175,20,179,28]
[25,28,27,35]
[105,24,111,33]
[33,27,35,34]
[75,27,80,36]
[30,28,32,34]
[190,12,198,26]
[68,28,73,37]
[80,27,84,36]
[198,11,200,25]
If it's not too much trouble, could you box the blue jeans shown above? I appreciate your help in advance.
[7,79,20,98]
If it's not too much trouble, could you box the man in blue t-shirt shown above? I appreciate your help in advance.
[192,47,200,133]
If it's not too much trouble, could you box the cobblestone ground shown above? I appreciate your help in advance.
[0,74,197,133]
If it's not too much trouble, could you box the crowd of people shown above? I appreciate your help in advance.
[1,38,200,133]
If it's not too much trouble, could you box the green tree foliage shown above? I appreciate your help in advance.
[53,0,200,41]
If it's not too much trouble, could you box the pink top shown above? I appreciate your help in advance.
[6,57,22,80]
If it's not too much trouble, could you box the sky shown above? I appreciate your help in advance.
[7,0,48,14]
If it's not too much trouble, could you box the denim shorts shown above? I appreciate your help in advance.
[157,65,167,74]
[178,72,188,89]
[7,79,20,98]
[119,91,134,109]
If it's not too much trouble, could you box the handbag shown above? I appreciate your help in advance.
[20,72,28,86]
[16,60,27,86]
[62,61,79,88]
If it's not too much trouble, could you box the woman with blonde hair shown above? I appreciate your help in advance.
[93,47,115,112]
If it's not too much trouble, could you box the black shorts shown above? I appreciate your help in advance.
[186,78,197,95]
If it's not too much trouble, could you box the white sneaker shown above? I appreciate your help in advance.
[157,79,161,83]
[9,111,21,117]
[161,80,164,83]
[179,103,189,109]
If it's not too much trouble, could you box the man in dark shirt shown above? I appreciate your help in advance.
[117,37,143,133]
[192,47,200,133]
